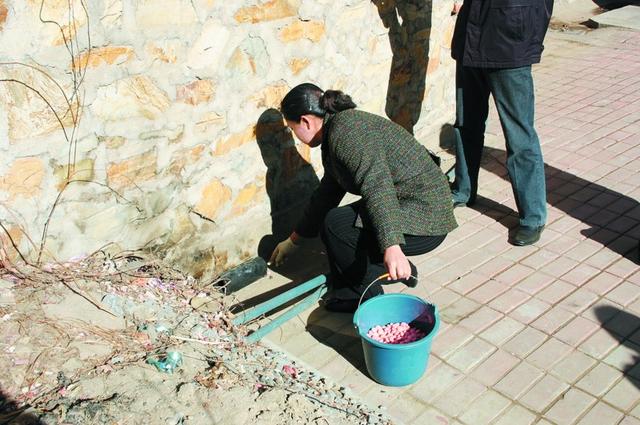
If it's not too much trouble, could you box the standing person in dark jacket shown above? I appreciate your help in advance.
[270,83,457,313]
[450,0,554,246]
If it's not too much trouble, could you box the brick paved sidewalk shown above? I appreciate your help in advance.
[237,26,640,425]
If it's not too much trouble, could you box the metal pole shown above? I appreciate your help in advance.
[245,284,328,343]
[232,274,327,326]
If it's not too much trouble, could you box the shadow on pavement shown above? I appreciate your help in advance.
[594,305,640,389]
[306,307,369,376]
[440,124,639,264]
[230,108,329,317]
[1,388,45,424]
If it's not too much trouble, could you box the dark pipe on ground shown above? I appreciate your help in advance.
[213,257,268,295]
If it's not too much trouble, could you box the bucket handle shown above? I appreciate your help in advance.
[355,273,418,330]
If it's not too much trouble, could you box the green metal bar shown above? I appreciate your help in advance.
[245,284,328,343]
[232,274,327,326]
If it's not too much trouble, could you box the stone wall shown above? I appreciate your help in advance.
[0,0,457,279]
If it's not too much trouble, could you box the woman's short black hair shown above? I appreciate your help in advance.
[280,83,357,122]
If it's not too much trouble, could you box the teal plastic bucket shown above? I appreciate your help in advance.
[353,293,439,387]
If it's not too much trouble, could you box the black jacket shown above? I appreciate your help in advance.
[452,0,554,68]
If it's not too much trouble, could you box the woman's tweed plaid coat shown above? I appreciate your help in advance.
[295,109,458,251]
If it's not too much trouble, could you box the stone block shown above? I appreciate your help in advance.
[0,157,45,200]
[91,75,170,121]
[176,79,214,105]
[230,183,265,216]
[194,179,231,220]
[106,150,157,190]
[289,58,310,75]
[168,144,206,175]
[186,21,231,70]
[279,20,325,42]
[135,0,198,30]
[234,0,299,24]
[101,0,123,29]
[146,40,181,63]
[213,125,255,156]
[73,46,134,71]
[54,158,95,189]
[1,67,75,140]
[0,1,7,30]
[28,0,88,46]
[251,83,289,109]
[98,135,126,149]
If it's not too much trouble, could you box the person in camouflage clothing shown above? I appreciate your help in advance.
[270,83,457,313]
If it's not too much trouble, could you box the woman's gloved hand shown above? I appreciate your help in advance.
[269,237,300,266]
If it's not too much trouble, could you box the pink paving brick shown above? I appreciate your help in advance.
[539,256,580,279]
[447,337,497,373]
[428,288,462,309]
[583,271,623,295]
[474,257,515,278]
[469,349,520,386]
[607,256,640,279]
[581,298,624,324]
[493,264,536,286]
[431,326,475,359]
[502,327,547,358]
[431,377,487,418]
[535,280,576,304]
[493,405,537,425]
[578,328,621,359]
[605,281,640,307]
[519,374,569,411]
[544,235,581,255]
[458,390,511,425]
[554,315,600,347]
[576,402,625,425]
[446,272,492,296]
[494,361,544,399]
[561,262,601,286]
[467,280,511,304]
[517,272,556,295]
[480,316,526,346]
[409,362,464,403]
[489,288,530,313]
[564,240,605,262]
[551,350,598,384]
[544,388,596,425]
[526,337,573,370]
[441,297,482,325]
[530,305,575,334]
[576,362,622,397]
[603,376,640,412]
[558,288,599,314]
[603,341,640,374]
[510,298,552,325]
[456,306,503,334]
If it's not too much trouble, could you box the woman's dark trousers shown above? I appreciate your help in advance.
[319,202,446,301]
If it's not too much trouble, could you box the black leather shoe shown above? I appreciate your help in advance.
[324,298,359,314]
[512,225,544,246]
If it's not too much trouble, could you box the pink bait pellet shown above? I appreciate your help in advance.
[366,322,426,344]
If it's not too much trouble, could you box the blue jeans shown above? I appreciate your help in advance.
[452,64,547,228]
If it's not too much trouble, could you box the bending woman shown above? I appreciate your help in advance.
[270,83,457,313]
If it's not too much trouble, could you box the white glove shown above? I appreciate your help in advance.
[269,237,299,266]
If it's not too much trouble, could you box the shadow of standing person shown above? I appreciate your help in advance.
[439,123,640,264]
[372,0,432,134]
[594,305,640,389]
